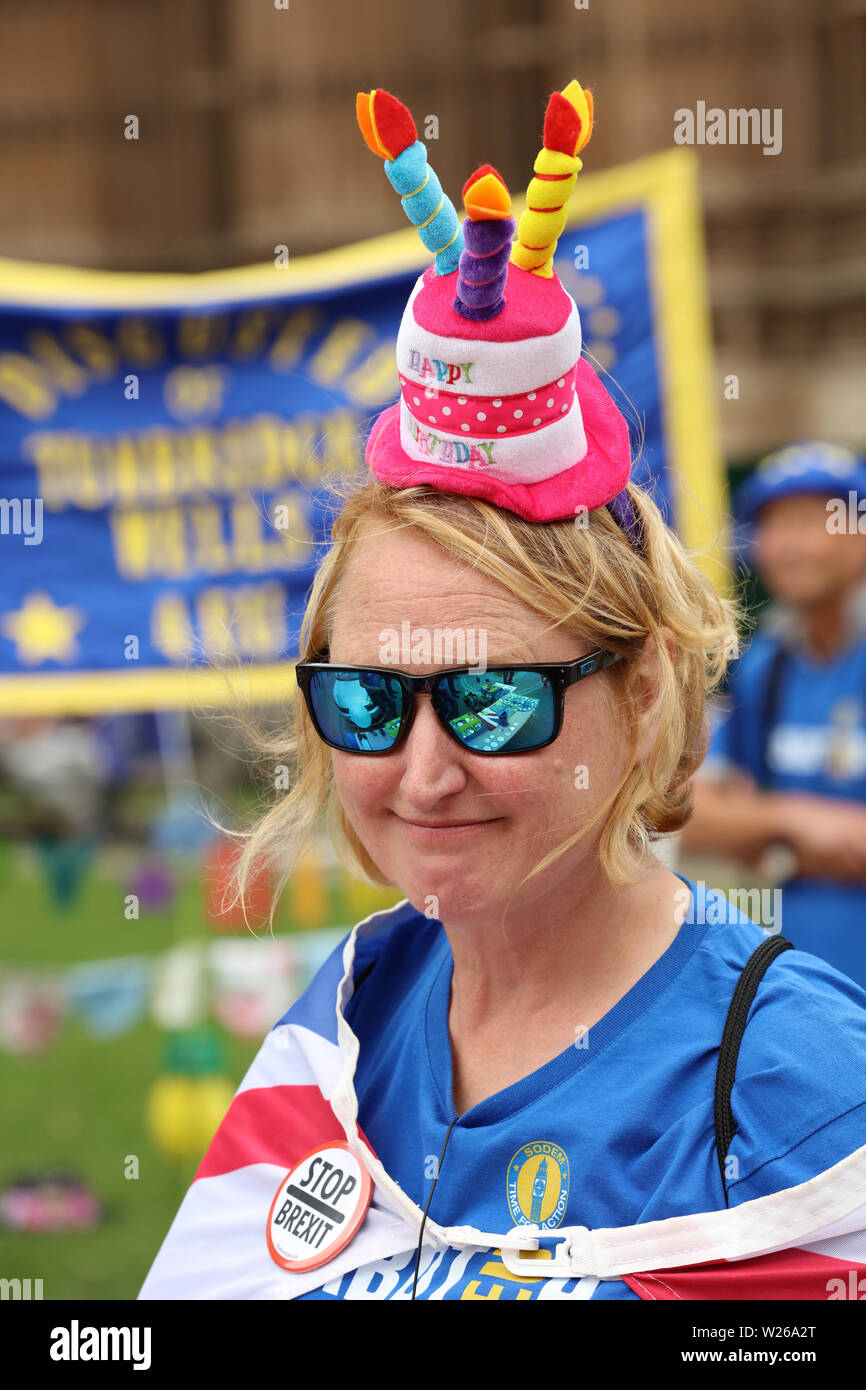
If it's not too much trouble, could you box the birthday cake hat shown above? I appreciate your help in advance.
[356,82,636,538]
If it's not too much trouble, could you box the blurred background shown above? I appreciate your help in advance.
[0,0,864,1300]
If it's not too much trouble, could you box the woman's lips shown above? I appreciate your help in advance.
[396,816,502,841]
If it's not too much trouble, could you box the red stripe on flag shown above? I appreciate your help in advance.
[194,1085,373,1181]
[624,1248,866,1301]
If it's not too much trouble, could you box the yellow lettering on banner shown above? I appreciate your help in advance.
[164,365,226,421]
[218,420,257,494]
[150,583,289,665]
[244,415,285,490]
[151,593,196,662]
[269,490,313,564]
[342,341,399,406]
[155,428,212,501]
[26,428,112,509]
[268,307,322,369]
[188,502,231,574]
[75,438,104,510]
[231,309,272,360]
[111,505,190,578]
[140,431,180,503]
[22,409,365,509]
[112,436,145,506]
[197,586,234,659]
[64,324,115,377]
[177,314,227,360]
[24,434,69,505]
[27,331,89,397]
[234,581,287,659]
[117,316,165,368]
[230,496,271,571]
[0,353,57,419]
[154,505,190,576]
[109,494,309,580]
[160,428,208,499]
[308,319,375,386]
[319,409,362,476]
[183,429,220,495]
[285,415,321,483]
[111,508,154,579]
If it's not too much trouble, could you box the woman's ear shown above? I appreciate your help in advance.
[631,627,677,765]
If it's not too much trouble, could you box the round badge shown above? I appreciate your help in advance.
[266,1140,373,1272]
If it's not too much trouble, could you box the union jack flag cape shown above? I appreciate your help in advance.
[139,904,866,1301]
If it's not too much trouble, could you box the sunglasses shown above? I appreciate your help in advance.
[294,650,623,756]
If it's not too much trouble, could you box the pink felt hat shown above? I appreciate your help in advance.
[356,82,636,537]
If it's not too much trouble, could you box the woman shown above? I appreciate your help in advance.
[140,81,866,1302]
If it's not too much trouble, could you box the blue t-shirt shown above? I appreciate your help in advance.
[705,627,866,987]
[296,873,866,1301]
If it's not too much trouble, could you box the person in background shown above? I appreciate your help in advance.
[681,441,866,987]
[0,716,112,909]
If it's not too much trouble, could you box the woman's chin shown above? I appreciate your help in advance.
[400,874,512,927]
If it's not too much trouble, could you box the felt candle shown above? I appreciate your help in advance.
[453,164,516,322]
[511,79,594,279]
[356,89,463,276]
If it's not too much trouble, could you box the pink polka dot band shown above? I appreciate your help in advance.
[399,367,577,439]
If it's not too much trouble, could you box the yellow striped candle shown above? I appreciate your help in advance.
[511,81,594,279]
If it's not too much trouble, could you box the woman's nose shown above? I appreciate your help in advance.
[398,695,468,798]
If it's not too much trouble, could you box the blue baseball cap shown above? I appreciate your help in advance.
[734,441,866,528]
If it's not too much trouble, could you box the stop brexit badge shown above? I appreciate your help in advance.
[267,1140,373,1272]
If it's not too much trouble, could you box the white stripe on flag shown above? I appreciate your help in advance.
[235,1022,344,1099]
[138,1162,418,1301]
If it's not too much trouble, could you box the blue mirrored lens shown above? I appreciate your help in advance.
[433,669,555,753]
[309,669,405,751]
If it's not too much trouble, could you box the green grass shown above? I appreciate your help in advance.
[0,1014,258,1300]
[2,863,209,968]
[0,848,401,1300]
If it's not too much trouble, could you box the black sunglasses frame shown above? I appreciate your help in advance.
[294,649,623,756]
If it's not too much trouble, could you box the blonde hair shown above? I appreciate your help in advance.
[223,471,741,927]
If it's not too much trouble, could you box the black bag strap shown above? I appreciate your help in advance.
[714,934,795,1203]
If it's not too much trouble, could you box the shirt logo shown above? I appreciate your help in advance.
[768,719,866,781]
[507,1141,569,1229]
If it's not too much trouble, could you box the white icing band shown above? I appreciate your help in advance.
[396,277,583,397]
[398,393,588,484]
